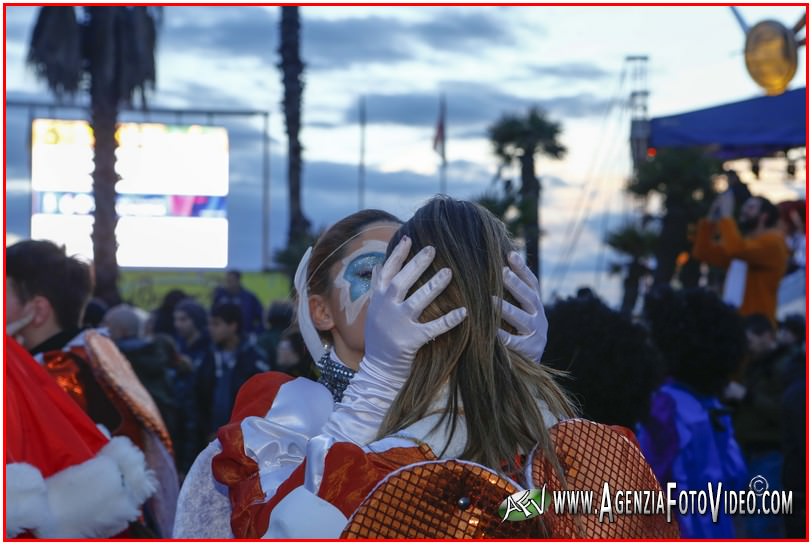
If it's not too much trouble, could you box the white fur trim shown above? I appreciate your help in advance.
[6,463,51,537]
[100,436,159,507]
[35,437,158,538]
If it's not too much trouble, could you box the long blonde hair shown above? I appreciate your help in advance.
[377,196,575,474]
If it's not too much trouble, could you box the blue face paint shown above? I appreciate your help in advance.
[343,252,385,302]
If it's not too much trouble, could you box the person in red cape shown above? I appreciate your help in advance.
[6,240,179,536]
[5,335,156,538]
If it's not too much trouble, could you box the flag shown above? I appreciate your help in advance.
[433,94,446,164]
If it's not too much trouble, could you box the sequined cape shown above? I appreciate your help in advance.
[211,372,680,539]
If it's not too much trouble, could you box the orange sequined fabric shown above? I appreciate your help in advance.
[84,331,174,454]
[42,352,87,412]
[530,419,680,539]
[341,419,678,539]
[341,459,545,539]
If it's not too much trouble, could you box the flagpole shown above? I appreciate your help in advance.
[359,95,366,210]
[440,161,447,195]
[436,93,447,195]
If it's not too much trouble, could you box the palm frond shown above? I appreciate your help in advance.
[27,6,83,97]
[605,223,658,259]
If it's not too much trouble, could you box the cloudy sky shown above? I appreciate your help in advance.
[4,4,807,305]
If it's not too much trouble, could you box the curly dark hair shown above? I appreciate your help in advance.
[643,286,745,396]
[543,296,665,429]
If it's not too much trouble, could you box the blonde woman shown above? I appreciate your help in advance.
[213,197,677,538]
[174,207,550,537]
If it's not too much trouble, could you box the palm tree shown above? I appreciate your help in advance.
[28,6,160,306]
[627,148,721,287]
[488,107,565,281]
[474,178,521,239]
[278,6,311,248]
[605,223,657,316]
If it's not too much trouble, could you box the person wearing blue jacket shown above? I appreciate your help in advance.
[637,287,749,538]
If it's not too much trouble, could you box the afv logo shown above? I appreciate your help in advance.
[498,487,549,522]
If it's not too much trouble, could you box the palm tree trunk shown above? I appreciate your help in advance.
[279,6,310,246]
[520,151,541,280]
[653,201,688,287]
[620,262,643,316]
[87,8,121,306]
[90,88,122,306]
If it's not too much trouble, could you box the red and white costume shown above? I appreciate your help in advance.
[32,330,179,536]
[5,336,157,538]
[208,372,679,539]
[178,239,677,538]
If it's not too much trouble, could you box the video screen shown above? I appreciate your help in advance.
[30,118,229,268]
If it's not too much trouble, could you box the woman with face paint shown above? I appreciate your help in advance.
[222,197,679,539]
[173,210,401,537]
[297,209,402,401]
[174,206,553,538]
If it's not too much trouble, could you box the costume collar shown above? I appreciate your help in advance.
[317,348,356,403]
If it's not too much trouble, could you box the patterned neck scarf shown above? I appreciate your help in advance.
[317,349,356,403]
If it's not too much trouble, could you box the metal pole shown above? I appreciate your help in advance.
[729,7,749,34]
[793,13,806,34]
[28,106,34,237]
[439,94,447,195]
[440,164,446,195]
[359,96,366,210]
[262,112,271,270]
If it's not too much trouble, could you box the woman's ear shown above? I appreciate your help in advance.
[309,294,334,332]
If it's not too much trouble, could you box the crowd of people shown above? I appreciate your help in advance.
[5,190,806,539]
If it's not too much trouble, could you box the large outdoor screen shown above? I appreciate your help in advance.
[30,118,229,268]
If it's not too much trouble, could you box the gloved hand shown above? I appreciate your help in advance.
[495,251,548,363]
[320,236,468,445]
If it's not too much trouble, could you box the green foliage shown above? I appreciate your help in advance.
[475,180,522,238]
[485,107,566,276]
[608,262,624,276]
[628,147,722,213]
[605,223,658,261]
[489,107,566,163]
[28,6,161,107]
[627,147,723,286]
[26,7,82,96]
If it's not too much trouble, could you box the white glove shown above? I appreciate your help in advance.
[320,236,468,445]
[495,251,548,363]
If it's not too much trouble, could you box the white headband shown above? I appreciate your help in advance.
[294,246,328,364]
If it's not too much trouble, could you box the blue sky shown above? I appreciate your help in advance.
[4,5,807,305]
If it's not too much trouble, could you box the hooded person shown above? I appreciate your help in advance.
[173,298,211,368]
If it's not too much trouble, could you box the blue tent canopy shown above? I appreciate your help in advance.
[648,87,806,159]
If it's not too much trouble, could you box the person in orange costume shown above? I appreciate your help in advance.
[213,197,678,539]
[692,191,789,323]
[5,335,156,538]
